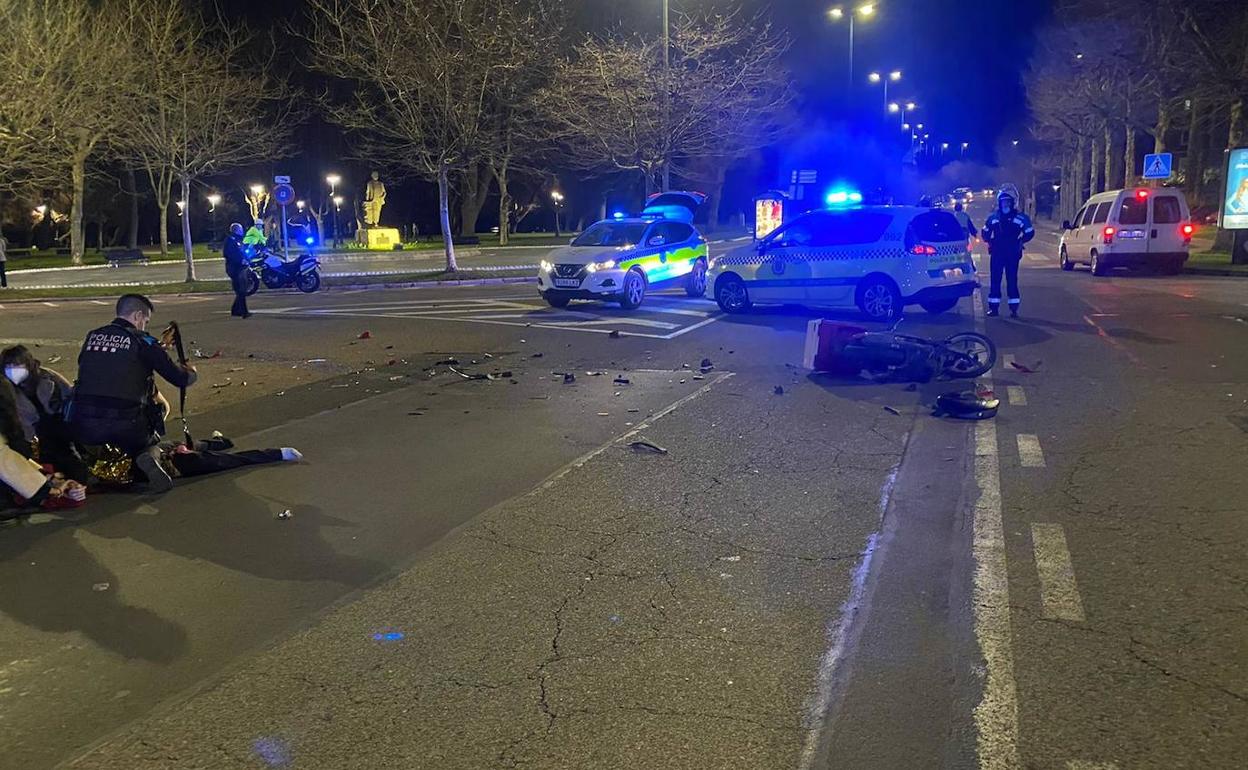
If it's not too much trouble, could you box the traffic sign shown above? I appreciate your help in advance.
[274,174,291,184]
[273,183,296,206]
[1142,153,1172,179]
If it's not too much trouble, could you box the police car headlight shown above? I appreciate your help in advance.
[540,260,554,272]
[588,260,616,272]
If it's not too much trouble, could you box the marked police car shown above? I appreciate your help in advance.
[537,192,709,310]
[709,202,976,320]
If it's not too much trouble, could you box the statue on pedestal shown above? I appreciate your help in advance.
[363,171,386,227]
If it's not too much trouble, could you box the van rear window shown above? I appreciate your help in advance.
[907,211,965,243]
[1152,196,1182,224]
[1118,196,1148,225]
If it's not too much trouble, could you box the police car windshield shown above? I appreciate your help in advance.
[572,222,648,247]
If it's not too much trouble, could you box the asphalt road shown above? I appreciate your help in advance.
[0,232,1244,769]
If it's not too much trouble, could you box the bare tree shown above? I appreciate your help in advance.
[119,0,293,280]
[305,0,523,271]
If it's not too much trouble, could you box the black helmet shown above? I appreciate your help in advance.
[934,389,1000,420]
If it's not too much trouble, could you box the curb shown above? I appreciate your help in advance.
[0,275,538,305]
[1182,266,1248,277]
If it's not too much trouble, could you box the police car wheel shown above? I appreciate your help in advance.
[920,298,958,315]
[618,269,646,310]
[684,259,708,297]
[715,274,751,313]
[545,294,571,308]
[1059,247,1074,271]
[856,277,901,320]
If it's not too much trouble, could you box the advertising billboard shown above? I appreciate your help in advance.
[1223,147,1248,230]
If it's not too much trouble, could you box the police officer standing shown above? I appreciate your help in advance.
[953,201,978,240]
[224,222,251,318]
[981,188,1035,317]
[68,294,197,492]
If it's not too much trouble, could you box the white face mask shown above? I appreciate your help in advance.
[4,365,29,385]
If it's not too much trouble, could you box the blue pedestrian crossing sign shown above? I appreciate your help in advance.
[1143,153,1172,179]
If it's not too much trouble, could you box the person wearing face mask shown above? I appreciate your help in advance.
[1,344,90,483]
[1,378,85,516]
[66,293,197,493]
[980,186,1035,317]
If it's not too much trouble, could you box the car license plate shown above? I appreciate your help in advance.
[928,254,962,269]
[942,267,964,278]
[553,278,580,288]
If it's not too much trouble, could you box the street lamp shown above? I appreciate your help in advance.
[325,174,340,196]
[868,69,901,114]
[550,190,565,237]
[296,200,305,211]
[249,184,264,196]
[898,100,916,128]
[175,200,185,217]
[828,4,878,96]
[961,141,969,156]
[206,194,222,245]
[1012,139,1020,146]
[331,195,344,248]
[888,101,899,114]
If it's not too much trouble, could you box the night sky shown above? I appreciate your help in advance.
[212,0,1052,226]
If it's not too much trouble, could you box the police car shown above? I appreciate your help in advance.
[536,192,709,310]
[709,202,976,320]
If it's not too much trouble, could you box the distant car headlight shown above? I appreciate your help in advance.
[586,260,616,272]
[540,260,554,271]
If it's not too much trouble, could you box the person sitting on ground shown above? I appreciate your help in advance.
[67,293,197,493]
[2,344,92,483]
[1,378,85,515]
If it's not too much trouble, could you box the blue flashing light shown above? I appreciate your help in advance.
[825,189,863,207]
[611,211,626,220]
[304,236,314,246]
[372,631,405,642]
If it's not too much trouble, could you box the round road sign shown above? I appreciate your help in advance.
[273,183,296,206]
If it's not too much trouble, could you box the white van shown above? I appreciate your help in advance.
[1059,188,1194,275]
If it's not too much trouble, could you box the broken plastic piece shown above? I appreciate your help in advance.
[629,440,668,454]
[563,372,576,384]
[884,406,901,415]
[1009,360,1040,374]
[92,582,110,592]
[358,331,372,339]
[613,376,631,385]
[773,385,785,395]
[436,358,460,365]
[608,330,622,338]
[277,509,293,520]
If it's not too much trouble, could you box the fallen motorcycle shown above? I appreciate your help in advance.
[240,248,321,295]
[808,319,996,381]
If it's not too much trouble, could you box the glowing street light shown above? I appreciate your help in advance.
[828,5,879,95]
[206,193,221,211]
[1012,139,1020,146]
[175,200,186,217]
[902,122,911,130]
[34,204,47,217]
[961,141,970,156]
[869,69,901,114]
[325,173,341,195]
[332,195,344,209]
[550,190,565,237]
[888,101,899,113]
[296,200,306,211]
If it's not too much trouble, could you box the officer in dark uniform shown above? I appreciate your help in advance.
[68,294,197,492]
[223,222,251,318]
[981,188,1035,317]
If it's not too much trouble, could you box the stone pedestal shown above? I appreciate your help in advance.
[358,227,402,250]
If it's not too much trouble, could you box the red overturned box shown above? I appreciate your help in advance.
[802,319,867,374]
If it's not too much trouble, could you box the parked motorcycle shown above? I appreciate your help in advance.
[240,247,321,295]
[835,320,996,381]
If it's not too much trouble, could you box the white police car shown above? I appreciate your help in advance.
[709,203,976,320]
[537,192,709,310]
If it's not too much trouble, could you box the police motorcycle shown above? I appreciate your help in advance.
[240,244,321,295]
[837,317,996,381]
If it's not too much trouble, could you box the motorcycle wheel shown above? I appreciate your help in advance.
[940,332,996,378]
[241,271,260,296]
[296,271,321,294]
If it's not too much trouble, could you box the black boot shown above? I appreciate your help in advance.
[986,305,1000,317]
[1009,303,1020,318]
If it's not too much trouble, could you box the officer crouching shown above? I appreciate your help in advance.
[67,294,197,493]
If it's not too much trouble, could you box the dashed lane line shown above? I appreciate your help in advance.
[1016,434,1046,468]
[971,291,1023,770]
[1006,386,1027,406]
[1030,523,1086,622]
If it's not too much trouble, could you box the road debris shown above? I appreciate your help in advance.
[1010,360,1041,374]
[531,352,544,358]
[613,376,631,385]
[46,354,62,364]
[92,582,111,592]
[609,330,622,338]
[211,381,231,389]
[305,358,327,363]
[719,555,741,562]
[277,509,293,520]
[563,372,576,384]
[435,358,460,366]
[597,412,610,416]
[699,357,714,372]
[773,385,785,395]
[629,440,668,454]
[194,349,222,359]
[357,331,372,340]
[388,375,405,381]
[883,405,901,415]
[586,370,606,376]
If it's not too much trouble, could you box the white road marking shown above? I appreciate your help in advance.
[90,300,110,305]
[971,290,1022,770]
[1016,434,1046,467]
[1001,353,1015,371]
[1066,761,1118,769]
[1031,524,1086,622]
[1006,386,1027,406]
[42,301,58,307]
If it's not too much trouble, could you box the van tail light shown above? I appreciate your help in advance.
[1102,226,1116,244]
[909,243,937,255]
[1180,223,1194,242]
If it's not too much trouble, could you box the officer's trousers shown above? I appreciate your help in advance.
[988,253,1022,308]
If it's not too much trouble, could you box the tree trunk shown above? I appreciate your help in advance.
[1072,136,1087,214]
[1154,102,1171,155]
[457,162,491,237]
[127,169,140,249]
[157,201,170,260]
[1185,99,1205,204]
[438,163,457,272]
[1229,98,1245,150]
[495,161,510,246]
[1089,138,1100,195]
[1103,124,1115,190]
[1123,122,1136,188]
[180,175,196,282]
[699,162,728,234]
[69,141,90,265]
